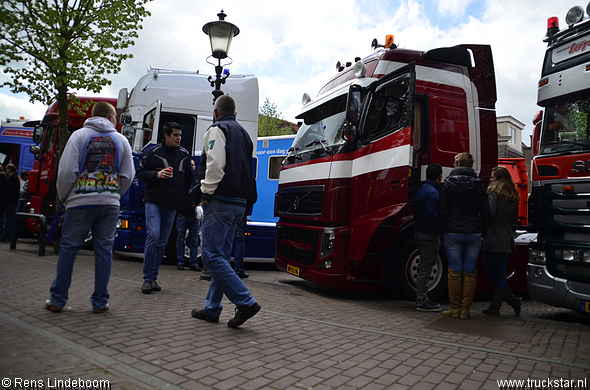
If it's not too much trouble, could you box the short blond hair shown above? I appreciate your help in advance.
[92,101,116,119]
[454,152,474,168]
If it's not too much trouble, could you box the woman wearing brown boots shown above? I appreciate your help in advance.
[482,166,522,316]
[439,153,490,319]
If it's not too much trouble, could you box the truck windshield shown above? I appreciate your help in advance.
[289,94,347,156]
[540,98,590,155]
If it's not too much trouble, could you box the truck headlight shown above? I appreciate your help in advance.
[529,249,546,265]
[117,219,129,229]
[560,249,578,262]
[319,227,335,258]
[583,251,590,263]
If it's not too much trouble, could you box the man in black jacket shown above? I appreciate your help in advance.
[0,164,20,241]
[189,95,260,328]
[137,122,193,294]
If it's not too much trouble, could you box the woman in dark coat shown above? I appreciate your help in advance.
[439,152,490,319]
[482,166,521,316]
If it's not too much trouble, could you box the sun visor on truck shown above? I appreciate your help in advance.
[422,47,472,67]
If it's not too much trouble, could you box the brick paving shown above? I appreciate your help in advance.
[0,239,589,389]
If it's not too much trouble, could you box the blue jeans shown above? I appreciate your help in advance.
[233,213,247,274]
[201,200,256,317]
[143,202,176,281]
[443,233,482,275]
[176,214,200,266]
[483,251,509,289]
[49,205,119,310]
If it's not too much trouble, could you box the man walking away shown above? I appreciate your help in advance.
[190,95,260,328]
[413,163,443,312]
[137,122,193,294]
[45,101,134,313]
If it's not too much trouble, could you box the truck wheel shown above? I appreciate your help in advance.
[388,238,448,302]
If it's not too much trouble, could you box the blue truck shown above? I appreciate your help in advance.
[0,118,36,175]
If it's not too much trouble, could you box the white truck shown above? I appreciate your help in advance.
[114,67,259,259]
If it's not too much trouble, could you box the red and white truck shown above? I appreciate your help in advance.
[274,36,526,300]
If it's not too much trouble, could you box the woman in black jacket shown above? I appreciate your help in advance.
[439,153,490,319]
[482,166,521,316]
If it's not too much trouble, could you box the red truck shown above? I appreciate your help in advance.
[275,36,529,300]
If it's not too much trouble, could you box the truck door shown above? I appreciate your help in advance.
[350,64,416,220]
[136,100,161,152]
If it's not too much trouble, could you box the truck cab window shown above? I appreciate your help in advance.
[540,99,590,155]
[364,73,412,142]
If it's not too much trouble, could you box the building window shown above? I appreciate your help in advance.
[510,126,516,144]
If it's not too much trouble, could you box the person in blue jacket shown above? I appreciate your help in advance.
[136,121,193,294]
[413,163,443,312]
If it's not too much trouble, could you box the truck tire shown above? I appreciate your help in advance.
[388,238,448,302]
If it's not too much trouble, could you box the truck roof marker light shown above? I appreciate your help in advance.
[371,35,397,50]
[538,78,549,88]
[546,16,559,37]
[566,6,584,26]
[336,61,345,72]
[385,35,395,49]
[354,61,367,78]
[302,93,311,106]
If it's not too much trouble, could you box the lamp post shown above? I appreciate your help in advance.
[203,10,240,103]
[199,11,239,281]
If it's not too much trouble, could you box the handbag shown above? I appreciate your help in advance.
[44,203,65,243]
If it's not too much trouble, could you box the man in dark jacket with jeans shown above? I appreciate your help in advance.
[137,122,193,294]
[413,164,443,312]
[189,95,260,328]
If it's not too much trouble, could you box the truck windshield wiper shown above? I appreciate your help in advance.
[287,146,302,160]
[305,139,331,154]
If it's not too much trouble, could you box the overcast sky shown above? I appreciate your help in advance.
[0,0,575,145]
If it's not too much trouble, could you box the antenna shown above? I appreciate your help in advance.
[142,46,189,91]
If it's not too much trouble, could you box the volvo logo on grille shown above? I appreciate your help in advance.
[293,196,300,210]
[572,159,590,174]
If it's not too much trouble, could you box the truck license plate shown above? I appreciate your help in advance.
[286,264,300,277]
[582,301,590,313]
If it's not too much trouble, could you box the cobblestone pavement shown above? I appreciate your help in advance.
[0,239,589,390]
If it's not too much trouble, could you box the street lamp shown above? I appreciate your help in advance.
[203,10,240,103]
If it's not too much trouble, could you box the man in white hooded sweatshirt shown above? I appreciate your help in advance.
[45,101,134,313]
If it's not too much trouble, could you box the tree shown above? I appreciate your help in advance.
[0,0,152,152]
[258,98,293,137]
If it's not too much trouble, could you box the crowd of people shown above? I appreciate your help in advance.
[414,153,522,318]
[0,97,520,326]
[40,96,260,328]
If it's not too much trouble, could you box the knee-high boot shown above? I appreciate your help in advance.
[483,288,504,315]
[504,287,522,316]
[443,269,461,318]
[460,269,477,319]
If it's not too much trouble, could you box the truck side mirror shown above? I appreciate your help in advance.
[33,125,44,144]
[122,125,134,145]
[345,85,363,142]
[29,145,41,155]
[117,88,128,110]
[532,110,543,156]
